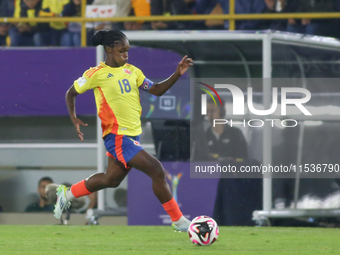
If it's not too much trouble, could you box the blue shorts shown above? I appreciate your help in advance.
[104,133,143,169]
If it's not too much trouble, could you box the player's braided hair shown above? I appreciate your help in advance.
[91,29,127,48]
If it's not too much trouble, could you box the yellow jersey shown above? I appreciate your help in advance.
[74,62,153,137]
[40,0,69,30]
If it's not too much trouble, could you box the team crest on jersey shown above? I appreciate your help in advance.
[133,140,140,146]
[142,80,149,91]
[124,69,131,75]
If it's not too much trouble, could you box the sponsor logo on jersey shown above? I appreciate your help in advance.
[124,69,131,75]
[107,73,114,78]
[76,77,87,87]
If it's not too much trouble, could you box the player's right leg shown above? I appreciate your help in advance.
[53,156,129,219]
[128,150,191,232]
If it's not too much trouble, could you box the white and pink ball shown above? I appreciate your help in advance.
[188,216,219,246]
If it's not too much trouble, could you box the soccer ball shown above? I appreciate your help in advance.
[188,216,219,246]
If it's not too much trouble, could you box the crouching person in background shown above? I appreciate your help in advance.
[25,177,55,212]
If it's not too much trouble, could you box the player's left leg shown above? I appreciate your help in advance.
[53,157,130,219]
[128,150,191,232]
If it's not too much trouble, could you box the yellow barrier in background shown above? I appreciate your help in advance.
[1,0,340,46]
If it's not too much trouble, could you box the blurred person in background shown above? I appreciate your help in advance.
[264,0,298,31]
[0,0,15,17]
[151,0,194,30]
[85,0,149,33]
[0,0,14,46]
[60,0,94,46]
[108,0,131,30]
[87,191,98,209]
[9,0,47,46]
[286,0,338,38]
[123,0,151,30]
[34,0,70,46]
[25,177,54,212]
[87,0,116,32]
[194,0,268,30]
[204,97,262,226]
[205,96,248,161]
[191,0,223,29]
[0,22,9,45]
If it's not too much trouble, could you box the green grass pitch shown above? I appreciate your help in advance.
[0,225,339,254]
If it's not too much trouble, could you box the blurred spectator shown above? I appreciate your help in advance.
[151,0,193,30]
[213,176,262,226]
[85,0,149,32]
[286,0,337,38]
[9,0,47,46]
[60,0,81,46]
[192,0,220,29]
[0,0,15,17]
[194,0,268,30]
[88,0,117,31]
[0,23,9,45]
[124,0,151,30]
[203,1,224,30]
[85,191,98,225]
[87,191,98,209]
[114,0,132,29]
[264,0,298,31]
[0,0,14,46]
[25,176,54,212]
[205,96,248,160]
[61,0,94,46]
[34,0,70,46]
[205,97,261,226]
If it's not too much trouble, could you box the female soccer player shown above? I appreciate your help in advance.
[54,29,193,231]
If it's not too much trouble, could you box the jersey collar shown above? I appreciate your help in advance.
[100,62,126,70]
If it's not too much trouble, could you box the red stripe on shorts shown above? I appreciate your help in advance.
[106,151,116,159]
[115,135,127,168]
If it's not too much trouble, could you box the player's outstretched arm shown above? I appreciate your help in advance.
[148,55,193,96]
[65,85,88,141]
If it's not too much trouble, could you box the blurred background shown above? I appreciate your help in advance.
[1,0,340,227]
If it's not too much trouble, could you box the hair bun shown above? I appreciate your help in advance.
[91,30,107,46]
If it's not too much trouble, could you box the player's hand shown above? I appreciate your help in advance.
[176,55,193,76]
[72,118,88,141]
